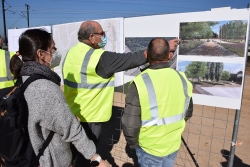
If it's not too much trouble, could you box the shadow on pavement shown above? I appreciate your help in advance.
[97,106,123,167]
[122,162,136,167]
[220,149,250,167]
[125,144,139,167]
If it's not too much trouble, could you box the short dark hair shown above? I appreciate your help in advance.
[147,38,170,62]
[78,23,96,41]
[19,29,52,62]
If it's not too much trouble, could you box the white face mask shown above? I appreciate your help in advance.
[18,55,22,61]
[42,50,62,68]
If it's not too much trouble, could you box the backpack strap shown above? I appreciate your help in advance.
[19,74,55,166]
[20,74,49,93]
[31,131,55,166]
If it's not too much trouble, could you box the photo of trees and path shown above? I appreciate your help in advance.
[179,20,248,57]
[178,60,243,99]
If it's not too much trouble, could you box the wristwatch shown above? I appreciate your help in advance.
[90,154,101,166]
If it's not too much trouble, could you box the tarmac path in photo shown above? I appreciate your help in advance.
[186,40,238,57]
[213,39,245,53]
[199,86,241,98]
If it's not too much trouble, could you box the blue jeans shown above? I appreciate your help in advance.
[135,146,178,167]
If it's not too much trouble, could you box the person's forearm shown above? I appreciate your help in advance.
[122,111,141,149]
[185,97,193,121]
[124,129,140,149]
[96,50,147,78]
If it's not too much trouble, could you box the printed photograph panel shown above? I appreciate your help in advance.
[179,20,248,57]
[178,60,243,99]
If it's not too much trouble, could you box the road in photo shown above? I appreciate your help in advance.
[200,86,241,98]
[179,20,247,57]
[185,40,238,57]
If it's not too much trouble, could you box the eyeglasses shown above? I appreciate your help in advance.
[53,46,57,51]
[92,31,106,37]
[41,46,57,55]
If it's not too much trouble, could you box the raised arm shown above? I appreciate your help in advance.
[96,50,147,78]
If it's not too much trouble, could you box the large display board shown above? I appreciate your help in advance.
[52,18,124,85]
[124,8,250,109]
[8,26,51,52]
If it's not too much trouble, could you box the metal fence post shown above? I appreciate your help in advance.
[227,109,241,167]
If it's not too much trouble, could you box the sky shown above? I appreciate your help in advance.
[1,0,250,40]
[178,60,243,73]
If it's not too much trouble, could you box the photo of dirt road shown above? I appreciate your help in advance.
[178,60,243,99]
[179,20,248,57]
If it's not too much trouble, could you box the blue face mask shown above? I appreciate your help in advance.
[97,36,107,48]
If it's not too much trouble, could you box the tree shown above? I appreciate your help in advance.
[207,21,219,27]
[205,62,211,80]
[215,63,224,82]
[221,71,231,80]
[180,21,219,40]
[219,20,247,41]
[185,62,207,81]
[209,62,215,81]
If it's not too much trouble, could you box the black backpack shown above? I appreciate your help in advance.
[0,74,54,167]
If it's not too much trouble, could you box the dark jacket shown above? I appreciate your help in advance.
[122,61,193,149]
[96,50,146,78]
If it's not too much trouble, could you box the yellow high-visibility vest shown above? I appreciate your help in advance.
[63,42,114,122]
[0,49,15,89]
[133,67,193,156]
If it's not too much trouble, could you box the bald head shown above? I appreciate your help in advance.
[78,21,102,41]
[147,38,170,63]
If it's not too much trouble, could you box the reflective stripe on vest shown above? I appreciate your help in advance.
[141,71,190,126]
[63,49,114,89]
[0,51,14,82]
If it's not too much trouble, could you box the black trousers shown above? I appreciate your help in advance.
[73,122,102,167]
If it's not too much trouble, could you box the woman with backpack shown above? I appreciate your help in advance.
[9,29,110,167]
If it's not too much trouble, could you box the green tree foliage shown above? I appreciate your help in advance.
[207,21,219,27]
[221,71,231,80]
[209,62,215,81]
[185,61,225,82]
[220,20,247,41]
[205,62,211,80]
[215,63,224,82]
[185,62,207,80]
[180,21,218,40]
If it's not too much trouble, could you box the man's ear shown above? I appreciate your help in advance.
[89,34,95,45]
[144,50,148,59]
[168,51,174,60]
